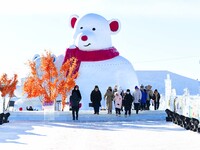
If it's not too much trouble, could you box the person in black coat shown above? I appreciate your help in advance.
[90,85,102,115]
[70,85,82,120]
[123,89,133,117]
[152,89,160,110]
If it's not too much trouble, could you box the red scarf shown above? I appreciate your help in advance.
[63,47,119,74]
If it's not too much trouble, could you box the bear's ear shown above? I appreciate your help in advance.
[69,15,79,29]
[51,54,56,62]
[33,54,40,61]
[109,19,121,34]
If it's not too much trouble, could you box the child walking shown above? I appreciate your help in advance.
[113,92,122,116]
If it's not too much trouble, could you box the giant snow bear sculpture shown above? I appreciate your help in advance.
[63,13,138,109]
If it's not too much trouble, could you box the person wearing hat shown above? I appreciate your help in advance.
[145,85,153,110]
[133,86,142,114]
[123,89,133,117]
[152,89,160,110]
[113,91,122,116]
[140,84,147,111]
[104,86,114,114]
[90,85,102,115]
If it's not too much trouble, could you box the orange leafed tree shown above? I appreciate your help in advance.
[0,73,18,112]
[23,50,78,110]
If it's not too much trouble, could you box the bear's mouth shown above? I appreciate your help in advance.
[84,43,91,47]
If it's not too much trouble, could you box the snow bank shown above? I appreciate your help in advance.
[0,110,200,150]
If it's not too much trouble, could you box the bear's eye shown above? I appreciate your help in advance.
[92,28,96,31]
[80,27,83,29]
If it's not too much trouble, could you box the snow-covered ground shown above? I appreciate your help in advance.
[0,110,199,150]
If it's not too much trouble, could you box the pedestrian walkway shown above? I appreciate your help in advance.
[9,110,166,122]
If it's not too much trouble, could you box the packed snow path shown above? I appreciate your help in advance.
[8,109,165,121]
[0,110,199,150]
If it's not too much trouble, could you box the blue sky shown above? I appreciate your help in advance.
[0,0,200,81]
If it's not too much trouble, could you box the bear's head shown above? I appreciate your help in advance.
[69,13,120,51]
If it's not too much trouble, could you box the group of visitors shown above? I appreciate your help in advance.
[69,84,160,120]
[104,85,161,116]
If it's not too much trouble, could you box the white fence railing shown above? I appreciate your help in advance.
[166,94,200,120]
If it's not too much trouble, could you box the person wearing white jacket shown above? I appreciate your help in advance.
[133,86,142,114]
[113,92,122,116]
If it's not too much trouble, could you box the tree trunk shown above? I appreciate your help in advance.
[2,97,5,113]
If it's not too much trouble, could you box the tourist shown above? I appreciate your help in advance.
[113,85,118,94]
[70,85,82,120]
[123,89,133,117]
[113,92,122,116]
[104,86,114,114]
[133,86,142,114]
[145,85,153,110]
[140,85,147,111]
[152,89,161,110]
[120,89,126,112]
[90,85,102,115]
